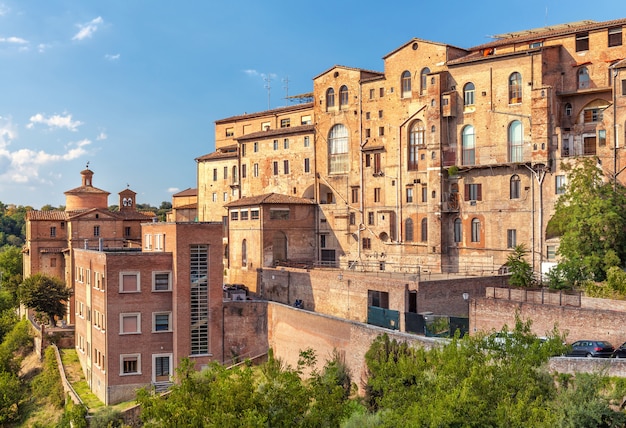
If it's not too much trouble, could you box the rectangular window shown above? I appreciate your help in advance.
[50,226,56,237]
[556,175,566,194]
[351,188,359,203]
[378,110,383,118]
[609,26,623,47]
[283,160,289,174]
[320,234,327,249]
[213,169,217,181]
[154,355,171,382]
[369,290,390,308]
[120,273,139,293]
[212,192,217,202]
[273,140,279,150]
[261,121,270,131]
[153,272,171,291]
[301,115,312,125]
[153,312,172,332]
[230,211,239,221]
[622,79,626,96]
[240,210,249,220]
[225,127,234,137]
[241,143,246,157]
[367,211,374,225]
[283,138,289,149]
[93,226,100,237]
[253,142,259,152]
[223,166,228,179]
[120,354,140,375]
[223,192,228,202]
[349,212,356,225]
[362,237,371,250]
[190,244,209,355]
[575,32,589,52]
[507,229,517,248]
[406,187,413,203]
[373,153,381,174]
[155,234,165,251]
[124,226,131,237]
[369,88,375,99]
[365,112,370,120]
[547,245,556,260]
[379,126,385,136]
[120,313,141,334]
[251,209,260,220]
[269,209,290,220]
[253,163,259,177]
[374,188,381,203]
[273,161,279,175]
[583,108,602,123]
[304,158,310,173]
[465,183,483,201]
[599,129,606,146]
[280,118,290,128]
[365,128,371,138]
[241,164,247,178]
[303,136,311,147]
[379,87,384,97]
[422,186,428,203]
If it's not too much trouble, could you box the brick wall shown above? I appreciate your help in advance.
[472,296,626,346]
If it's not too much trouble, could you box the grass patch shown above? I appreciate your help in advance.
[59,349,104,411]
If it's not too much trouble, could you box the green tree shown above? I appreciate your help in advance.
[0,371,23,424]
[18,274,71,326]
[547,158,626,281]
[505,244,534,287]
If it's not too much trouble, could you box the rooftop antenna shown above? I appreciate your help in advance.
[264,73,271,110]
[283,76,290,104]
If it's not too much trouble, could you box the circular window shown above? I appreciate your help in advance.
[379,232,389,242]
[412,42,419,50]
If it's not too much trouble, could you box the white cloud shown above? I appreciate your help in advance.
[37,43,50,53]
[104,53,120,61]
[72,16,103,41]
[0,36,27,44]
[0,138,91,185]
[0,4,9,16]
[27,113,83,131]
[96,131,107,141]
[167,187,180,193]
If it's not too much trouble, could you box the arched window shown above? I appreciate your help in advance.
[328,124,349,174]
[578,67,590,89]
[463,82,475,106]
[241,239,247,267]
[462,125,475,165]
[471,218,481,242]
[421,218,428,242]
[453,218,462,243]
[401,70,411,98]
[326,88,335,110]
[420,67,430,94]
[565,103,573,116]
[510,174,521,199]
[408,120,425,170]
[405,218,414,242]
[232,165,238,184]
[339,85,349,108]
[508,72,522,104]
[508,120,523,162]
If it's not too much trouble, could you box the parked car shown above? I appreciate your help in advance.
[566,340,615,358]
[612,342,626,358]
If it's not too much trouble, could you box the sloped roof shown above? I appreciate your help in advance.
[173,188,198,197]
[215,102,314,124]
[236,124,314,141]
[225,193,316,208]
[64,185,110,195]
[28,208,155,221]
[195,150,239,162]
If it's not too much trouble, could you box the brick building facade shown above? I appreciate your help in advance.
[194,18,626,292]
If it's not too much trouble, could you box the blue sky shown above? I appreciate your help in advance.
[1,1,625,209]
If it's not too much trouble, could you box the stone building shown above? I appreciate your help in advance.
[195,18,626,291]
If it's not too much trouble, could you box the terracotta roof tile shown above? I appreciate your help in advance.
[195,150,238,162]
[27,210,69,221]
[215,102,313,124]
[173,188,198,197]
[225,193,315,208]
[64,185,110,195]
[236,124,315,141]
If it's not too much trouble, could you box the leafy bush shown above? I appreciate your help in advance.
[90,407,124,428]
[0,371,23,424]
[31,346,64,408]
